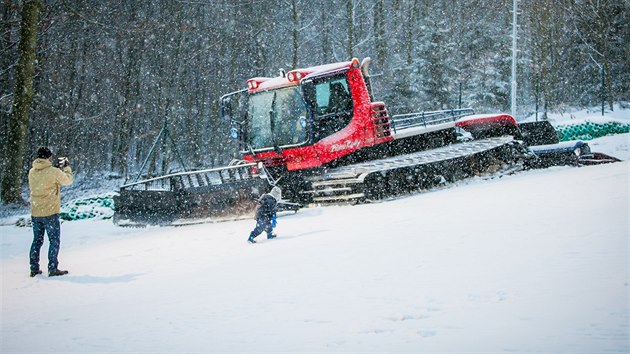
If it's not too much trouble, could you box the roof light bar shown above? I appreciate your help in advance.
[246,77,272,91]
[287,70,306,83]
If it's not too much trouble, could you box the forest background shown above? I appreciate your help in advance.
[1,0,628,203]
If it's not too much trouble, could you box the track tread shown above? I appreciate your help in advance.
[303,136,523,203]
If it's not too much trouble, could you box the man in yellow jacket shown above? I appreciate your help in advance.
[28,147,73,277]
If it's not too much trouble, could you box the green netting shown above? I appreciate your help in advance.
[555,121,630,141]
[59,193,116,221]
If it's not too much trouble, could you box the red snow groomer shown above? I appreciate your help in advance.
[114,58,618,225]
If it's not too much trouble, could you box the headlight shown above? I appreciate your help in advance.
[230,128,239,139]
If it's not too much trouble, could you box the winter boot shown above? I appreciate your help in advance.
[30,270,42,277]
[247,236,257,244]
[267,233,277,239]
[48,269,68,277]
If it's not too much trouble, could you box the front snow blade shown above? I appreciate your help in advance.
[277,200,302,213]
[577,152,621,165]
[114,163,270,226]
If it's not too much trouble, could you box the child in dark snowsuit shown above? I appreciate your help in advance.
[248,186,282,243]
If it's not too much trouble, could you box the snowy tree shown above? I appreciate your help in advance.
[1,0,41,204]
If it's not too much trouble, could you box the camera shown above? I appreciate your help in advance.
[57,157,69,168]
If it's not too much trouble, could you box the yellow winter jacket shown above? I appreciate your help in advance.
[28,158,73,217]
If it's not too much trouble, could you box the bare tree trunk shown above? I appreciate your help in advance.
[374,0,387,64]
[291,0,299,68]
[405,0,419,65]
[111,1,142,176]
[1,0,41,204]
[347,0,353,58]
[1,0,18,183]
[1,1,16,92]
[320,0,331,62]
[603,29,613,111]
[529,0,554,116]
[111,41,142,176]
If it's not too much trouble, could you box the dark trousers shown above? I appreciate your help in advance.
[30,214,61,272]
[249,218,273,239]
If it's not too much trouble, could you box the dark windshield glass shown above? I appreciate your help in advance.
[247,87,308,150]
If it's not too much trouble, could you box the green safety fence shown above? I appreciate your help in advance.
[59,193,116,221]
[14,193,117,226]
[554,121,630,142]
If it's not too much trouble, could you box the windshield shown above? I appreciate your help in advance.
[247,87,308,150]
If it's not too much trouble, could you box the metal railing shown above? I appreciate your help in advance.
[120,162,260,192]
[391,108,474,133]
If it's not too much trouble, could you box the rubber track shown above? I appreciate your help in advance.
[304,136,522,203]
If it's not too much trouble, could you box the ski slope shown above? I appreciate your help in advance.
[1,133,628,353]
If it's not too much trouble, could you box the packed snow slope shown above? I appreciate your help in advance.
[2,105,629,352]
[2,151,628,352]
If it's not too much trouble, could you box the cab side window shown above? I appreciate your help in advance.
[312,76,353,141]
[327,82,353,115]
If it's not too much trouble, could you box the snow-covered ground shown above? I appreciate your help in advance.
[1,105,629,353]
[1,131,628,352]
